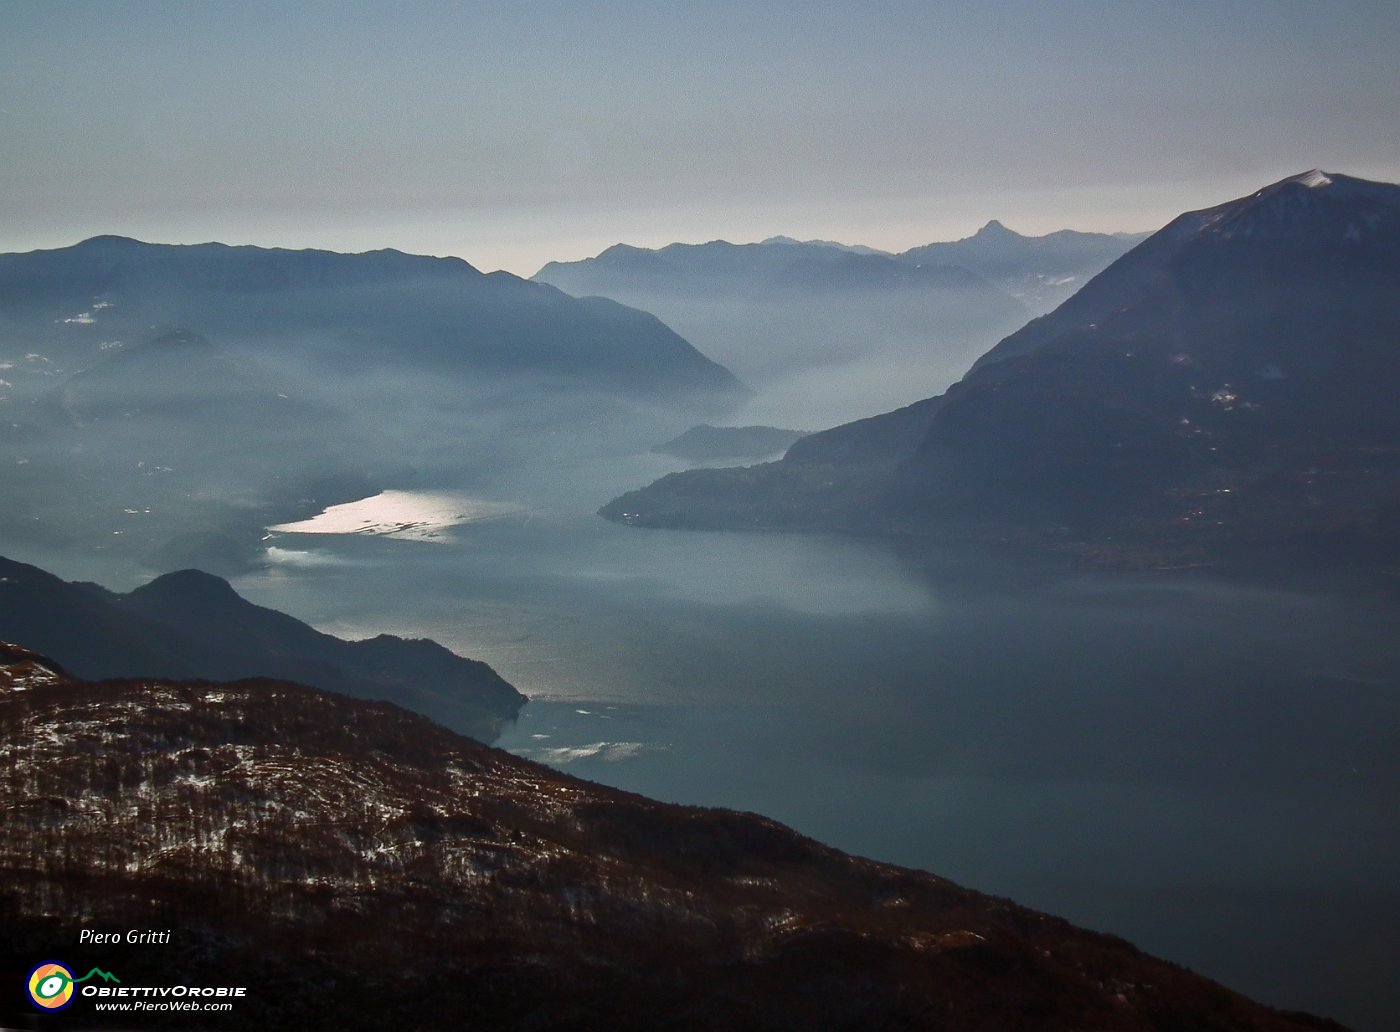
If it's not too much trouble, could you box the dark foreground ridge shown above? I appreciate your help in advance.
[0,555,524,741]
[0,644,1346,1031]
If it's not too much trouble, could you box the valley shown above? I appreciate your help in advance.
[1,172,1396,1030]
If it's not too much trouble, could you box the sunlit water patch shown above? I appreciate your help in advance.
[267,489,521,542]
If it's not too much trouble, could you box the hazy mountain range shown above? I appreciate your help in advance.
[789,221,1156,306]
[758,234,894,256]
[0,223,1145,572]
[536,221,1144,313]
[0,236,751,571]
[0,644,1346,1031]
[0,235,741,396]
[900,220,1153,308]
[535,236,1036,427]
[533,223,1145,428]
[602,171,1400,573]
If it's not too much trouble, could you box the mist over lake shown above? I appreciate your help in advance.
[6,5,1400,1029]
[195,452,1400,1031]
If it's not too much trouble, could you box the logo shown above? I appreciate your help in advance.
[26,961,120,1011]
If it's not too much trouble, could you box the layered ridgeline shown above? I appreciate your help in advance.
[0,555,523,741]
[536,238,1033,426]
[0,237,744,569]
[602,172,1400,570]
[533,225,1145,425]
[0,645,1344,1031]
[900,220,1152,309]
[0,235,741,396]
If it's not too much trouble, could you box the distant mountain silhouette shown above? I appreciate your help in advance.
[602,172,1400,572]
[0,235,743,398]
[0,555,523,739]
[0,645,1348,1031]
[536,238,1030,423]
[538,237,1000,296]
[898,220,1150,308]
[758,234,892,256]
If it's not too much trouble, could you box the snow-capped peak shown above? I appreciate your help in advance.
[1291,169,1333,189]
[1177,169,1400,243]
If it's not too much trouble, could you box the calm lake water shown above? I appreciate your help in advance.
[229,455,1400,1031]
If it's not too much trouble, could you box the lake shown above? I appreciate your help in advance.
[233,456,1400,1031]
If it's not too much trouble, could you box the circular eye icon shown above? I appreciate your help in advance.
[27,962,75,1010]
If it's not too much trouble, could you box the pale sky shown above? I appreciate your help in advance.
[3,0,1398,274]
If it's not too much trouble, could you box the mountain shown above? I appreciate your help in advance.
[759,234,893,256]
[0,555,523,740]
[0,238,747,569]
[602,172,1400,571]
[898,220,1151,309]
[0,644,1346,1030]
[537,238,987,296]
[0,235,743,399]
[535,238,1030,427]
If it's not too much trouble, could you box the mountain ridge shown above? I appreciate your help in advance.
[897,220,1152,308]
[534,234,1032,425]
[600,171,1400,572]
[0,235,747,570]
[0,234,744,398]
[0,555,524,740]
